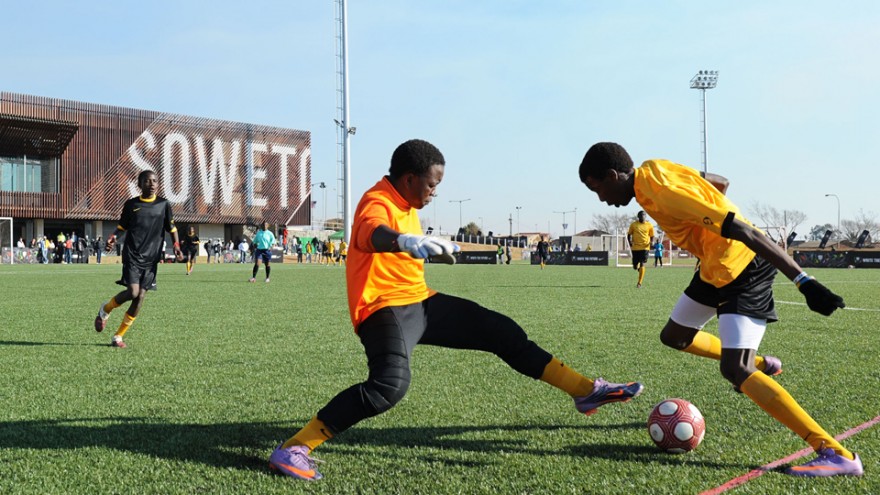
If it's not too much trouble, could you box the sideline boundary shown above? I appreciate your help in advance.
[699,414,880,494]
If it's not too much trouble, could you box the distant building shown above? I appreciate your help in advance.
[1,92,311,246]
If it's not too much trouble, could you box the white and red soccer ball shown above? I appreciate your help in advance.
[647,398,706,453]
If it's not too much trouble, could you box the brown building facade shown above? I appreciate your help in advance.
[1,91,311,245]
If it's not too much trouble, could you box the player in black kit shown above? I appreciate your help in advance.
[93,170,183,348]
[182,226,200,275]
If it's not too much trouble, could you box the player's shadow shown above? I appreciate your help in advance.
[0,340,105,347]
[0,418,750,471]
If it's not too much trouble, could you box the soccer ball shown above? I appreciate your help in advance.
[647,398,706,453]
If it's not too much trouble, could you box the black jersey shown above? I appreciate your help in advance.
[117,195,177,266]
[183,233,200,251]
[537,241,550,256]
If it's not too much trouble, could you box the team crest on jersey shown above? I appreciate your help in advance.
[703,217,713,225]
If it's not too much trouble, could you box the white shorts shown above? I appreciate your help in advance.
[670,294,767,349]
[718,314,766,350]
[669,294,715,329]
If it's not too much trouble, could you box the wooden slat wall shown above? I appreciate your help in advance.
[0,92,311,226]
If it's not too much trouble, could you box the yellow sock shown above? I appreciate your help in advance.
[115,313,136,338]
[103,298,121,314]
[740,372,853,459]
[540,357,594,397]
[683,333,772,371]
[637,266,646,285]
[282,417,333,451]
[682,331,722,359]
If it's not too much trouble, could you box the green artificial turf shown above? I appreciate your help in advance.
[0,261,877,494]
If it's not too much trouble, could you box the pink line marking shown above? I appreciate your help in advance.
[699,414,880,495]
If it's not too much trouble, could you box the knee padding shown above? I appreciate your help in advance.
[363,362,411,414]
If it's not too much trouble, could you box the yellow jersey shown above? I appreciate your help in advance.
[627,221,655,251]
[346,177,434,330]
[634,159,756,287]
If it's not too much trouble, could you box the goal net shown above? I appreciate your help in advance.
[0,217,13,264]
[602,230,698,268]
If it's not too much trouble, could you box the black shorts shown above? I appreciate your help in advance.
[116,261,159,291]
[631,250,649,267]
[683,255,778,322]
[185,248,198,261]
[254,248,272,264]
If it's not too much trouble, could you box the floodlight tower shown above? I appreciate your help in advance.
[690,70,719,175]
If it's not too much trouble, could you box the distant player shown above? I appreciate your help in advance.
[536,236,550,269]
[182,226,200,275]
[627,211,655,288]
[338,239,348,266]
[653,240,664,267]
[94,170,183,348]
[268,139,644,481]
[579,142,862,477]
[324,239,335,266]
[250,222,276,283]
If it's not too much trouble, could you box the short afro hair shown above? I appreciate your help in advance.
[578,142,633,183]
[389,139,445,179]
[137,169,157,186]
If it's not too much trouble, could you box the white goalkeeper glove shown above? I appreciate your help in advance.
[397,234,459,259]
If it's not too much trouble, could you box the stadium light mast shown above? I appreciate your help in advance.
[825,193,840,245]
[450,198,471,230]
[690,70,719,175]
[335,0,355,242]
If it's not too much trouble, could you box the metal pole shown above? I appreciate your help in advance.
[825,193,840,244]
[515,206,521,234]
[341,0,353,243]
[701,89,708,174]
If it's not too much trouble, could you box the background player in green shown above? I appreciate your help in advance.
[94,170,183,348]
[182,226,200,276]
[578,142,862,477]
[250,221,276,283]
[627,210,654,288]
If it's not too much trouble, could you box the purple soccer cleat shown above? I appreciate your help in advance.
[762,355,783,376]
[785,448,863,477]
[269,444,323,481]
[574,378,644,416]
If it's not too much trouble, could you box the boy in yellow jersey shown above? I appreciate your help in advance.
[269,139,644,481]
[94,170,183,348]
[578,142,861,477]
[338,239,348,266]
[627,211,654,288]
[324,239,335,266]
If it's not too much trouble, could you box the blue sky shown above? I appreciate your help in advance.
[4,1,878,238]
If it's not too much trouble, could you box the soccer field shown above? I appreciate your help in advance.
[1,262,877,494]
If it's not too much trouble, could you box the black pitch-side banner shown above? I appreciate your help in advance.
[792,251,880,268]
[457,251,499,264]
[530,251,609,266]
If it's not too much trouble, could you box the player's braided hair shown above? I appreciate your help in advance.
[578,142,633,183]
[389,139,445,179]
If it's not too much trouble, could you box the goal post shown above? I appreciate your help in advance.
[600,232,630,267]
[0,217,13,264]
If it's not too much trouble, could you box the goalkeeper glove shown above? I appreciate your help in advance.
[798,278,845,316]
[397,234,459,259]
